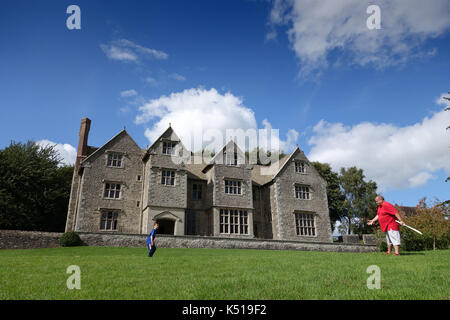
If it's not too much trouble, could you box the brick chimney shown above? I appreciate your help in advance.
[75,118,91,171]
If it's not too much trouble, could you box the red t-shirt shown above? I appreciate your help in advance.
[377,201,399,232]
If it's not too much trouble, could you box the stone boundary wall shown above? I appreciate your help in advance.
[0,230,63,249]
[0,230,378,253]
[78,232,378,253]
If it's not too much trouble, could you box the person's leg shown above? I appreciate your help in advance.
[147,244,152,257]
[388,230,401,255]
[385,233,392,254]
[149,245,156,257]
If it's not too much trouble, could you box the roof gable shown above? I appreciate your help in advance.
[144,125,191,160]
[80,130,143,167]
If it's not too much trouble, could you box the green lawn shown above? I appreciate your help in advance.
[0,247,448,300]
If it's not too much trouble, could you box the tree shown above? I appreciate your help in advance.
[408,198,449,250]
[311,162,346,232]
[0,141,73,231]
[339,167,378,235]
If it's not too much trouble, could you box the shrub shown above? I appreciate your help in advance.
[398,199,450,251]
[374,230,387,252]
[59,231,82,247]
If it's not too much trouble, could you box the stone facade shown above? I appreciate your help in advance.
[66,118,333,243]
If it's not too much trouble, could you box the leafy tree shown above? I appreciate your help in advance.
[339,167,378,235]
[311,162,346,231]
[407,198,449,250]
[0,141,73,231]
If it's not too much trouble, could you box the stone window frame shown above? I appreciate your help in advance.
[294,184,312,200]
[162,140,177,155]
[161,169,176,186]
[224,179,242,195]
[224,151,239,166]
[103,181,123,200]
[105,150,126,169]
[294,212,317,237]
[294,160,307,174]
[99,209,120,231]
[219,208,249,235]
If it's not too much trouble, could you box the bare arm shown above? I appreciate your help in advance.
[395,212,406,225]
[367,215,378,225]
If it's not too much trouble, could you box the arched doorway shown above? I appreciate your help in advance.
[156,218,175,235]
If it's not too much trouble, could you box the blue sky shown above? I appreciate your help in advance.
[0,0,449,206]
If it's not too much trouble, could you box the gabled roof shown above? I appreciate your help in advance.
[185,162,208,180]
[79,129,143,169]
[143,125,190,161]
[199,143,302,186]
[250,151,292,186]
[272,146,301,179]
[202,139,247,173]
[251,147,306,186]
[146,125,179,151]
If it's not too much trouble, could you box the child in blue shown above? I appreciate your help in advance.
[146,221,159,257]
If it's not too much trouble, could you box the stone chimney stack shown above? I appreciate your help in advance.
[75,118,91,171]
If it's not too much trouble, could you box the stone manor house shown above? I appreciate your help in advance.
[65,118,333,243]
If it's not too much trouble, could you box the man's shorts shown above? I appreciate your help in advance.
[386,229,401,246]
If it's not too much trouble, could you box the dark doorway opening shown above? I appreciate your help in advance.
[157,219,175,235]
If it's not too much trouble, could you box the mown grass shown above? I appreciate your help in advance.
[0,247,448,300]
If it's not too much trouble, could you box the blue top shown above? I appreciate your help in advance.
[146,228,156,245]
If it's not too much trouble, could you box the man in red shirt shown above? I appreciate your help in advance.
[368,195,406,255]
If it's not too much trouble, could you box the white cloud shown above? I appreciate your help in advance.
[115,39,168,60]
[269,0,450,77]
[135,87,298,153]
[145,77,158,86]
[36,140,77,166]
[100,39,168,63]
[307,95,450,191]
[169,73,186,81]
[120,89,138,97]
[261,119,299,153]
[100,44,137,62]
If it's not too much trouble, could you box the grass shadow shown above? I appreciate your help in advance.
[400,252,426,256]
